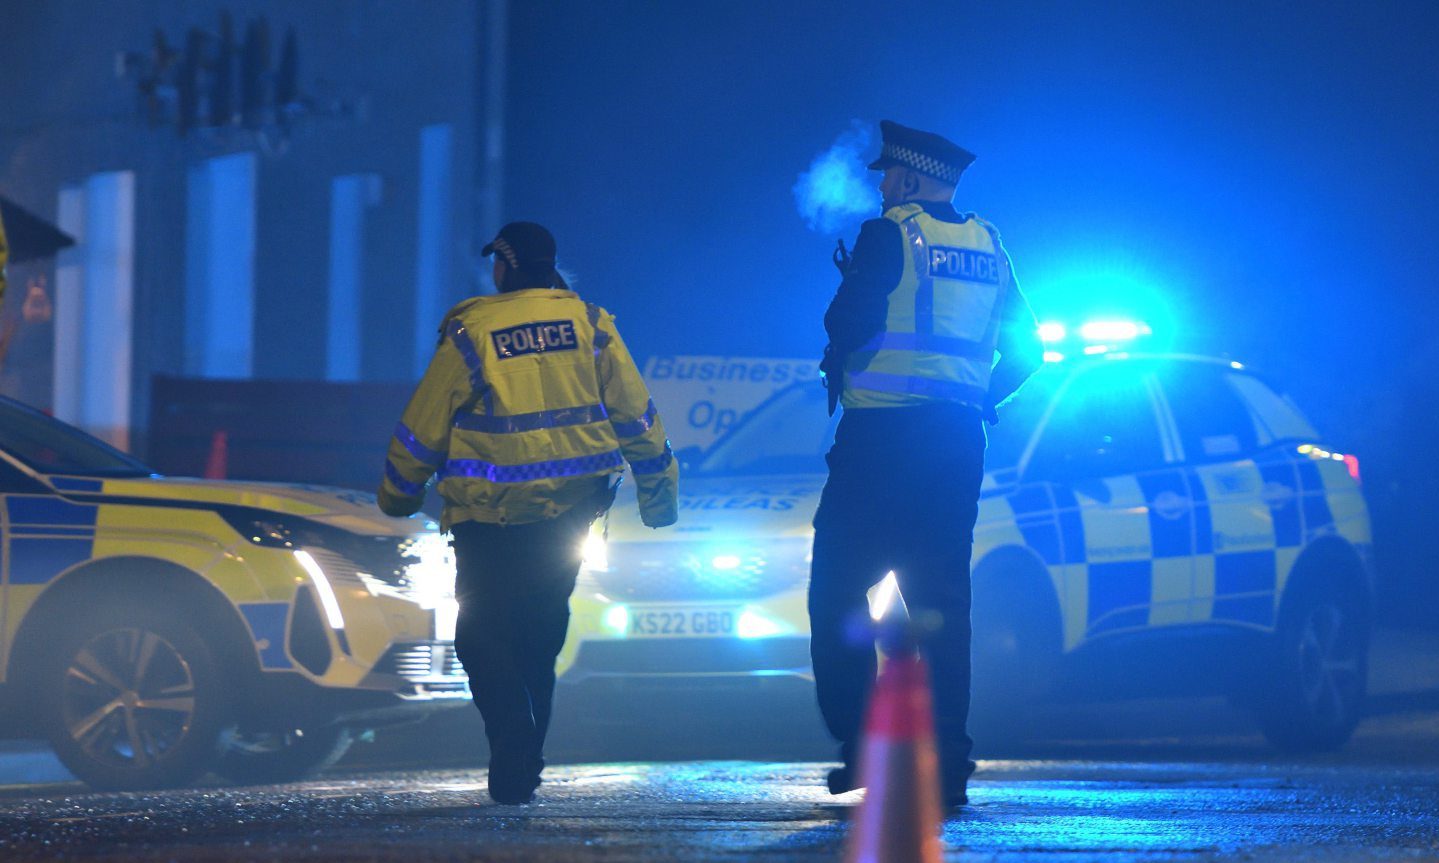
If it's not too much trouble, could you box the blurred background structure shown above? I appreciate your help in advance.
[0,0,1435,625]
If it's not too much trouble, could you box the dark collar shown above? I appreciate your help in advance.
[917,201,969,223]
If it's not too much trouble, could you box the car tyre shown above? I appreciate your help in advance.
[970,570,1061,748]
[39,602,233,790]
[1257,585,1368,753]
[214,726,356,785]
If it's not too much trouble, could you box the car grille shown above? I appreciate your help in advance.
[593,539,809,600]
[372,642,469,693]
[572,637,811,675]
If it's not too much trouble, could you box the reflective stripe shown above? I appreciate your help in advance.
[446,318,494,413]
[454,403,609,434]
[628,442,673,476]
[384,460,426,496]
[586,303,611,350]
[900,217,934,335]
[858,333,995,361]
[611,399,658,438]
[845,371,988,406]
[445,319,484,383]
[393,422,444,467]
[441,449,624,483]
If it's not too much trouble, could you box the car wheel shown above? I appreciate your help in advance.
[970,571,1061,747]
[1257,586,1368,753]
[40,604,232,790]
[214,726,355,785]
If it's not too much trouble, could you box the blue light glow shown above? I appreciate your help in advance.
[602,604,629,637]
[736,607,786,639]
[1079,320,1151,342]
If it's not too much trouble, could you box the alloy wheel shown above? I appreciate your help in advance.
[59,628,198,770]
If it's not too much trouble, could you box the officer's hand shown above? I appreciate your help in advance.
[642,509,678,529]
[377,486,424,518]
[832,239,852,274]
[983,404,1000,426]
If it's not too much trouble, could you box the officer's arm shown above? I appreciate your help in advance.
[377,335,467,517]
[823,218,903,354]
[987,249,1044,411]
[593,309,679,528]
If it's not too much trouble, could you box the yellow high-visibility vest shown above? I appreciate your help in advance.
[841,203,1010,410]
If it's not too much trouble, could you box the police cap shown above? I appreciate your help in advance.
[481,221,557,270]
[867,120,976,185]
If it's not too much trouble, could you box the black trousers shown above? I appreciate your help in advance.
[450,506,593,772]
[808,402,986,785]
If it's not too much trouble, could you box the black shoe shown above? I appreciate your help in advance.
[487,780,536,805]
[942,785,969,810]
[826,764,861,795]
[487,757,541,805]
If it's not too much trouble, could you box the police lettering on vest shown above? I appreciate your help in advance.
[492,320,579,359]
[929,246,1000,285]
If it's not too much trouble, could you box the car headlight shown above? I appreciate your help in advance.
[221,512,300,548]
[581,527,608,573]
[395,532,457,609]
[293,549,346,630]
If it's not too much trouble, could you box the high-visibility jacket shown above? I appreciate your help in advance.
[841,203,1011,410]
[378,288,679,529]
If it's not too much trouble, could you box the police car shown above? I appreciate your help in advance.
[566,329,1373,753]
[0,397,467,789]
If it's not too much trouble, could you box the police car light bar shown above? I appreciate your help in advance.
[1079,320,1152,342]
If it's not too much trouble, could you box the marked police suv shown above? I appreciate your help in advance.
[566,349,1373,752]
[0,397,467,789]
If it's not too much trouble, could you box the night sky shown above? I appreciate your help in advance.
[507,1,1436,387]
[504,1,1439,607]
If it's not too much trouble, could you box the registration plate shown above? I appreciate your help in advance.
[629,606,737,638]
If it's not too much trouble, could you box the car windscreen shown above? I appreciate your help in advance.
[694,383,836,476]
[693,367,1058,478]
[0,399,153,477]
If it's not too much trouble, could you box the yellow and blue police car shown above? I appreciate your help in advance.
[566,328,1373,753]
[0,397,467,789]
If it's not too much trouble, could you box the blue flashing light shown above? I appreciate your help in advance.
[1043,350,1065,364]
[711,554,742,571]
[602,604,630,637]
[1038,322,1066,343]
[1079,320,1152,342]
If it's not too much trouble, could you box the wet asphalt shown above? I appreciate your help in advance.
[3,757,1439,862]
[1,628,1437,861]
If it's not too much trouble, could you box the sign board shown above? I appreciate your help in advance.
[642,356,820,451]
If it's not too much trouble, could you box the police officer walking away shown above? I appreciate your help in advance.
[810,122,1043,808]
[379,222,679,804]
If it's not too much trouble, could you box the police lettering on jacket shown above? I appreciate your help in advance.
[491,320,579,359]
[928,246,1001,284]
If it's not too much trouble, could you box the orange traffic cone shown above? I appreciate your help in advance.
[203,430,228,479]
[842,650,943,863]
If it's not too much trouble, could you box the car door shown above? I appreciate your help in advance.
[0,455,74,676]
[1155,363,1287,629]
[1022,361,1192,644]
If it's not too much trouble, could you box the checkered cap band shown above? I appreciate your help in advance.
[883,142,963,184]
[490,237,521,269]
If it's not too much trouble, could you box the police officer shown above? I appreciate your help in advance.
[810,121,1043,808]
[379,221,679,804]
